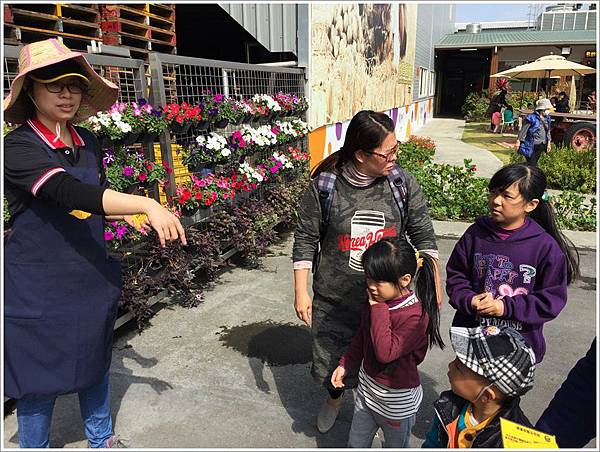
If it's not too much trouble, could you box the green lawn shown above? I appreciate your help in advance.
[461,122,517,165]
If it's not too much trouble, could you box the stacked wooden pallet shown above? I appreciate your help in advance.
[101,4,176,59]
[3,3,101,51]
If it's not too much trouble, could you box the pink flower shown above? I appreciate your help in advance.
[216,177,230,189]
[116,224,128,240]
[104,230,115,241]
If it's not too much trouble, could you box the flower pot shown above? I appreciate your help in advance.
[231,115,244,126]
[141,132,159,144]
[258,115,270,125]
[125,183,148,195]
[213,118,229,129]
[200,164,216,177]
[242,113,252,124]
[251,115,261,124]
[187,162,203,174]
[121,131,141,146]
[171,122,191,134]
[195,120,209,133]
[99,136,114,149]
[182,205,199,217]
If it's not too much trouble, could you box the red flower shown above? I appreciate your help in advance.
[176,115,184,124]
[204,199,212,207]
[194,191,202,200]
[138,172,147,182]
[145,162,154,171]
[163,162,172,174]
[181,188,192,202]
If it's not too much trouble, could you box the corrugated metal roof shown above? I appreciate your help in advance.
[436,29,596,48]
[219,3,297,55]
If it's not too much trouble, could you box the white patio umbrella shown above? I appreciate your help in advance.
[491,54,596,100]
[491,54,596,79]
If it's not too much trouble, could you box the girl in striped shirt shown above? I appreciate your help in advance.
[331,238,444,448]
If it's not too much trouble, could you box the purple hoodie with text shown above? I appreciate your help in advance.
[446,216,568,363]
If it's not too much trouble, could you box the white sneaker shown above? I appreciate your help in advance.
[317,398,342,433]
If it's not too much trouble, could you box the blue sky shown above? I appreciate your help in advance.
[455,3,549,23]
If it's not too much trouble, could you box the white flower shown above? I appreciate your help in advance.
[220,148,231,157]
[110,111,122,122]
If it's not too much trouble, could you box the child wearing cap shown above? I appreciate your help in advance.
[422,325,536,448]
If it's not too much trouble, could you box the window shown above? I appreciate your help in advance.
[418,67,435,98]
[418,67,429,98]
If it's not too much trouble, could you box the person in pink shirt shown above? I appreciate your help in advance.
[331,238,444,447]
[491,110,502,133]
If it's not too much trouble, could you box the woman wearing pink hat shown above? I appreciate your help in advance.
[4,38,186,448]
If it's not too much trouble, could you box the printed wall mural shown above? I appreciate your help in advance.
[308,98,433,169]
[309,3,417,129]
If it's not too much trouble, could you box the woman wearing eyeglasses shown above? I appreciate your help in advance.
[3,39,186,448]
[292,110,439,434]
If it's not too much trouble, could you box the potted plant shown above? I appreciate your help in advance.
[103,147,168,193]
[135,99,168,143]
[174,184,202,217]
[82,107,137,148]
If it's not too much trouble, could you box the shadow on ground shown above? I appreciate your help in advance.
[217,321,442,447]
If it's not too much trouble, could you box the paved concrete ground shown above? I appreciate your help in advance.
[3,232,596,448]
[417,118,503,178]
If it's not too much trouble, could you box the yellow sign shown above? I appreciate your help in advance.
[500,418,558,449]
[585,50,596,58]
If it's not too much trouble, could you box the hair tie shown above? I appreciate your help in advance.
[541,191,549,202]
[415,251,423,268]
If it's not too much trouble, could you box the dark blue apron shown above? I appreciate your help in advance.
[4,126,122,399]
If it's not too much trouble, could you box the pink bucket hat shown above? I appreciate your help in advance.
[3,38,119,124]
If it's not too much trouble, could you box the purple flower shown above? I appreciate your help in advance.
[213,94,224,103]
[115,224,128,240]
[104,230,115,241]
[102,152,115,168]
[208,107,218,116]
[123,166,134,177]
[138,98,148,106]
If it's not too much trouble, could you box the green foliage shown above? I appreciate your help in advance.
[397,135,436,168]
[551,191,597,232]
[461,92,489,121]
[508,92,537,110]
[411,160,489,221]
[510,145,596,193]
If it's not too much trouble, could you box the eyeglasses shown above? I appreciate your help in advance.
[44,81,87,94]
[365,141,400,162]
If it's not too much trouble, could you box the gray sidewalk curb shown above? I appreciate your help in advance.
[433,220,597,250]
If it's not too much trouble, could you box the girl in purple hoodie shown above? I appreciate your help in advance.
[331,238,444,448]
[446,163,580,363]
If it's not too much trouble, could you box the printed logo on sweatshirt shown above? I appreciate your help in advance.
[474,253,536,298]
[479,316,523,331]
[338,210,396,271]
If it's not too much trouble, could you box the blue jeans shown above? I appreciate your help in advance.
[348,389,416,448]
[17,371,113,448]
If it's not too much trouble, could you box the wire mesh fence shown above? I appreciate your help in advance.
[3,46,308,227]
[148,53,308,223]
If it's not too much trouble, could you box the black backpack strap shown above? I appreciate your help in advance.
[386,164,408,226]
